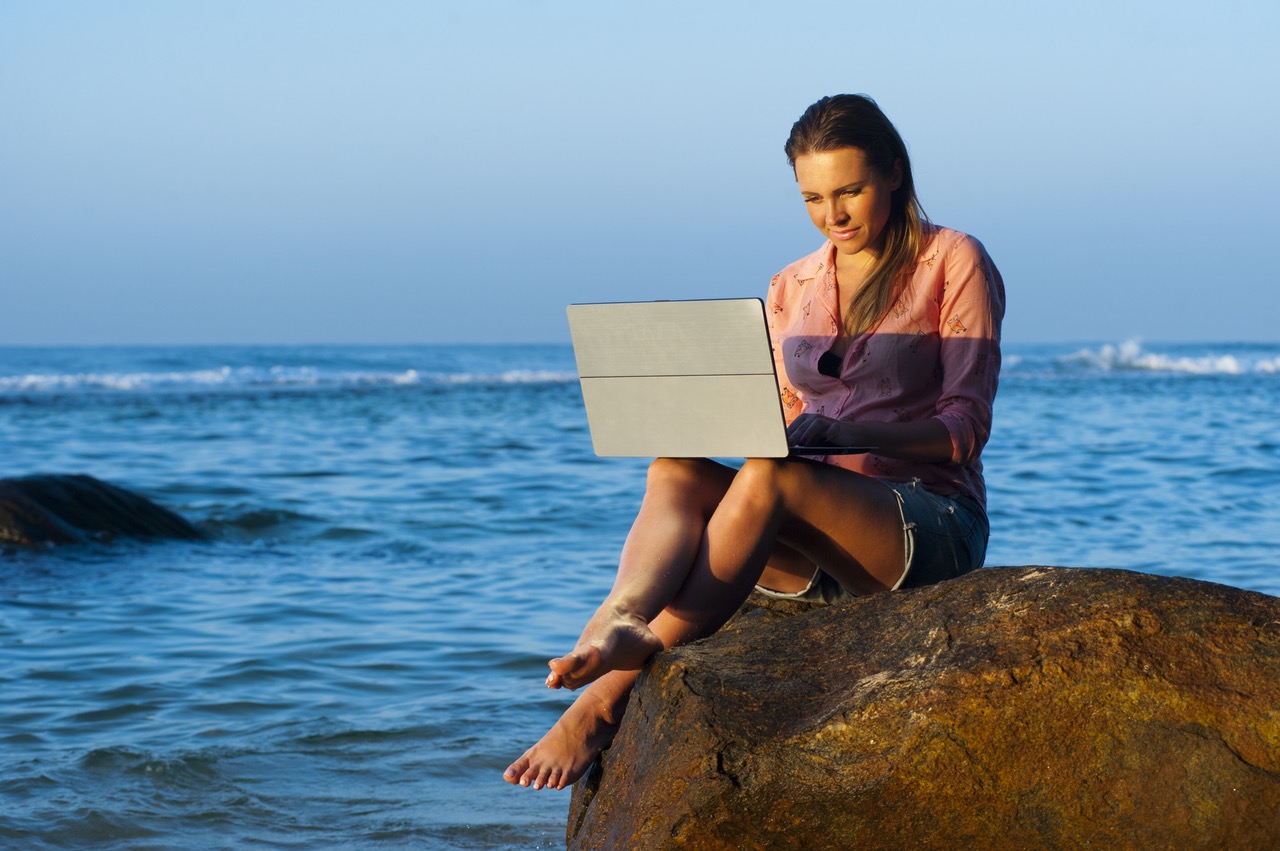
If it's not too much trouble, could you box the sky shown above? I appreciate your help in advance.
[1,1,1276,346]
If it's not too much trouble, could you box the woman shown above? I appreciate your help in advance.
[504,94,1004,791]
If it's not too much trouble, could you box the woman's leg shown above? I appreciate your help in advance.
[505,578,752,790]
[635,457,905,652]
[506,457,736,789]
[545,457,738,689]
[505,458,906,789]
[503,594,702,790]
[549,457,905,690]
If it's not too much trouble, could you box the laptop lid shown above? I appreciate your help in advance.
[568,297,877,459]
[567,298,790,458]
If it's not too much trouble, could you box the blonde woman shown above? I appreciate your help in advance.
[506,94,1005,791]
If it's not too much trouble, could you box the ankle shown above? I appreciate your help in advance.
[578,685,631,727]
[599,599,648,624]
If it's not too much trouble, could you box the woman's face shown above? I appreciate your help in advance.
[793,147,901,261]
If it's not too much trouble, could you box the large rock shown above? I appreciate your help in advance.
[567,567,1280,850]
[0,474,203,547]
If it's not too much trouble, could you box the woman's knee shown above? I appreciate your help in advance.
[733,458,789,495]
[646,457,733,502]
[715,458,794,517]
[647,456,703,486]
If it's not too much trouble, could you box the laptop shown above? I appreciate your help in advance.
[566,298,875,458]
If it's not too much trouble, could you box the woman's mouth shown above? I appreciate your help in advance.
[829,226,861,241]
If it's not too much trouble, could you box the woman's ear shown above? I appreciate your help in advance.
[889,158,904,192]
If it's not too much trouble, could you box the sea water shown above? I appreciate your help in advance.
[1,341,1277,849]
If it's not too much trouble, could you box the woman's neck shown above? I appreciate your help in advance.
[834,250,878,341]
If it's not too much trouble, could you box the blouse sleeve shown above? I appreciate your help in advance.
[933,234,1006,464]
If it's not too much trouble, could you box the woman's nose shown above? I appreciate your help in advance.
[825,201,848,225]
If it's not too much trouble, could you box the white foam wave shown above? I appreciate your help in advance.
[0,368,242,393]
[0,366,577,395]
[439,369,578,385]
[1256,357,1280,375]
[1061,340,1267,375]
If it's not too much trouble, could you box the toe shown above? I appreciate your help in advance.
[503,757,527,785]
[548,652,582,678]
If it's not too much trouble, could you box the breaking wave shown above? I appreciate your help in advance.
[1058,340,1280,376]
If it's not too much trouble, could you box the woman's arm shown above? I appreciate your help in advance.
[786,414,954,463]
[932,234,1005,465]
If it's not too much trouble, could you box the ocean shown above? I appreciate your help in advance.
[2,340,1277,849]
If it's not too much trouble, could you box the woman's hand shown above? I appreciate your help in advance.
[786,413,863,450]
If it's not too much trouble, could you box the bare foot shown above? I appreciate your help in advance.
[546,605,664,690]
[503,686,625,790]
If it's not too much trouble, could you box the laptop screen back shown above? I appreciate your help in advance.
[566,299,789,458]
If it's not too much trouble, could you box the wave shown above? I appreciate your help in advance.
[1057,340,1280,376]
[5,342,1276,398]
[0,366,579,396]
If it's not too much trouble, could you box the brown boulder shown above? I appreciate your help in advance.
[567,567,1280,850]
[0,474,203,547]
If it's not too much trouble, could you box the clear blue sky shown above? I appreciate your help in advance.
[2,1,1276,345]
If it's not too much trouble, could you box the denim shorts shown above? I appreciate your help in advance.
[755,478,989,604]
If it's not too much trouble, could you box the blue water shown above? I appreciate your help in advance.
[1,341,1277,848]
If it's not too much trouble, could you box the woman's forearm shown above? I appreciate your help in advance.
[848,418,953,463]
[786,413,955,463]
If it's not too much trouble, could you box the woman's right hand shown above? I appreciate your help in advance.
[786,413,863,450]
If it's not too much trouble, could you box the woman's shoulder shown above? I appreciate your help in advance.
[922,225,988,262]
[915,226,998,286]
[917,225,1004,309]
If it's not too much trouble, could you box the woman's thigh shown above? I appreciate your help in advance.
[733,458,908,594]
[757,473,989,602]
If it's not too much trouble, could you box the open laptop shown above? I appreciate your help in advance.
[566,298,876,458]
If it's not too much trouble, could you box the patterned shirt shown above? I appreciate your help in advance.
[767,226,1005,507]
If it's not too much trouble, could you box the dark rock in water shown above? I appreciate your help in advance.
[567,567,1280,850]
[0,474,203,547]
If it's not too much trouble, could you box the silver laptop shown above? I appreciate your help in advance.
[566,298,875,458]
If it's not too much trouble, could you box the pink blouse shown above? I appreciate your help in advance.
[767,226,1005,507]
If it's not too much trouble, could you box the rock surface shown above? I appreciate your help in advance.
[567,567,1280,850]
[0,474,203,547]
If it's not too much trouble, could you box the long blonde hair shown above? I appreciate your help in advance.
[785,95,931,335]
